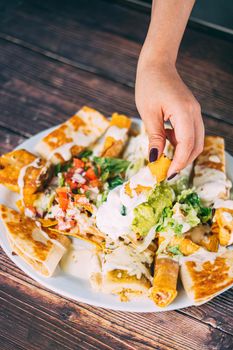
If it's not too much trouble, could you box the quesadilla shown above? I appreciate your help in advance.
[92,113,131,157]
[0,204,70,277]
[193,136,231,205]
[35,106,109,164]
[180,249,233,304]
[0,149,52,212]
[0,149,50,193]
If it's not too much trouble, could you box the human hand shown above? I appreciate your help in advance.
[135,59,204,179]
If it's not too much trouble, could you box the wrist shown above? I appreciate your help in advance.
[138,35,177,72]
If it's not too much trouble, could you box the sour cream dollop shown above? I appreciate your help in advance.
[96,186,134,240]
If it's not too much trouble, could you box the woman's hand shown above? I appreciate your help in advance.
[135,59,204,179]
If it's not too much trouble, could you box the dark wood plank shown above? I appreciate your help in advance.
[1,263,233,350]
[0,127,25,154]
[0,38,233,155]
[0,0,232,121]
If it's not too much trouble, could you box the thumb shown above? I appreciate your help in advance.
[146,116,166,163]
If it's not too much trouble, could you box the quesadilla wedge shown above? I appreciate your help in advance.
[0,149,52,213]
[35,106,109,164]
[180,249,233,304]
[0,204,70,277]
[0,149,51,193]
[92,113,131,158]
[193,136,231,205]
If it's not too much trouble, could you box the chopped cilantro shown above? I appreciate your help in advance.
[78,149,93,158]
[108,176,124,190]
[167,245,183,256]
[120,205,127,216]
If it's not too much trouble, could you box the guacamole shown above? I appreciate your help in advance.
[131,183,174,237]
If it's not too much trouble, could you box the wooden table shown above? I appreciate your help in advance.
[0,1,233,349]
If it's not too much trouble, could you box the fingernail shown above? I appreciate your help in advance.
[149,148,158,162]
[167,173,177,181]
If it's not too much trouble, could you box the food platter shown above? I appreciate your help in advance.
[0,118,233,312]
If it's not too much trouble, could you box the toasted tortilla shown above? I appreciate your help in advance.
[150,257,179,307]
[213,208,233,246]
[92,269,151,301]
[35,106,109,164]
[180,249,233,304]
[92,113,131,157]
[186,225,219,252]
[0,149,52,209]
[193,136,231,204]
[0,149,44,192]
[0,204,70,277]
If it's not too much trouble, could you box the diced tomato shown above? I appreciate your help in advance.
[66,167,75,180]
[68,219,76,228]
[73,158,84,169]
[81,184,90,192]
[85,168,98,181]
[56,187,69,211]
[89,179,101,188]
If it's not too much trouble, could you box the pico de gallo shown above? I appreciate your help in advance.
[33,150,130,234]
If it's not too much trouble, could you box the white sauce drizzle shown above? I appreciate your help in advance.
[214,199,233,210]
[17,158,42,208]
[193,165,231,204]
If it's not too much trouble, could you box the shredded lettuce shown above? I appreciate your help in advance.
[178,189,212,223]
[170,175,189,194]
[108,176,124,190]
[94,157,130,182]
[125,158,145,179]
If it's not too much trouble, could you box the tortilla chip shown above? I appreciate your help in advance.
[148,154,171,183]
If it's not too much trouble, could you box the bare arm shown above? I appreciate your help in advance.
[136,0,204,179]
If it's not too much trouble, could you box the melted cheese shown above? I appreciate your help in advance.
[60,240,101,279]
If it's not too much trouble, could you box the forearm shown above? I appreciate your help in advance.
[140,0,195,66]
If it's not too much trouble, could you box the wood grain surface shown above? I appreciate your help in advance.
[0,0,233,349]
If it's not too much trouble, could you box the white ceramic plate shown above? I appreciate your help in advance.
[0,123,233,312]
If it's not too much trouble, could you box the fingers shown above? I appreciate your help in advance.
[167,104,204,179]
[186,113,204,164]
[146,114,166,162]
[167,115,195,178]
